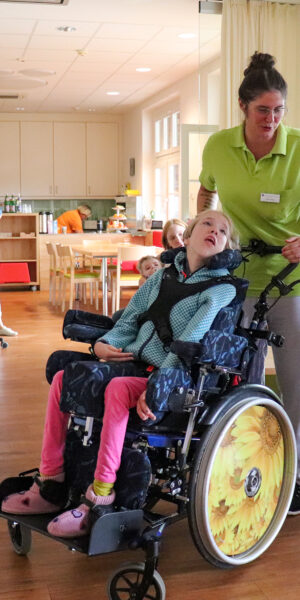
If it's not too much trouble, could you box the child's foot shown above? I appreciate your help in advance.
[0,325,18,336]
[2,475,67,515]
[47,484,115,538]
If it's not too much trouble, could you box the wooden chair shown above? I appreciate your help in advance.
[46,242,61,305]
[57,245,102,312]
[112,245,160,311]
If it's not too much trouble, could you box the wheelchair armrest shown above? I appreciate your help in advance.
[62,309,114,343]
[170,330,249,370]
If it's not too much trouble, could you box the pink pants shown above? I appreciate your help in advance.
[40,370,148,483]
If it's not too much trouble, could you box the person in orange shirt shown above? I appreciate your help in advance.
[57,205,91,233]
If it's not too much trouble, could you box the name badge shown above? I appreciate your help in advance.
[260,193,280,204]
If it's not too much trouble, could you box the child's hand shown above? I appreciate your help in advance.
[136,390,156,421]
[93,341,134,362]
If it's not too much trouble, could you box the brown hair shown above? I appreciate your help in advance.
[162,218,187,249]
[185,210,239,250]
[239,52,287,106]
[137,255,162,273]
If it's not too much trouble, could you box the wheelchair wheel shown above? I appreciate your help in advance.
[107,561,166,600]
[7,521,32,555]
[188,388,296,568]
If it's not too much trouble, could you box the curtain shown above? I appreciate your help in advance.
[220,0,300,129]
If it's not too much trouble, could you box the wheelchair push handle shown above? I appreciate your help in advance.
[241,239,283,256]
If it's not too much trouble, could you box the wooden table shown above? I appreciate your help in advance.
[73,242,135,315]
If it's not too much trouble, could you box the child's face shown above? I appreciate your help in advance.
[186,212,229,261]
[166,224,185,249]
[141,258,161,278]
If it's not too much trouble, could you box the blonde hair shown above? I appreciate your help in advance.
[138,255,161,274]
[184,210,240,250]
[162,218,187,249]
[78,204,91,218]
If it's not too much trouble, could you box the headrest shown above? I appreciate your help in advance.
[160,247,243,271]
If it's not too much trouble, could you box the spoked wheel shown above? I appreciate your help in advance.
[107,561,166,600]
[7,521,32,555]
[188,388,297,568]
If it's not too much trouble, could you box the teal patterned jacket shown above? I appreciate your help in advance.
[100,250,236,369]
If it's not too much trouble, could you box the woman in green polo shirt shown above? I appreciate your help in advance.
[197,52,300,514]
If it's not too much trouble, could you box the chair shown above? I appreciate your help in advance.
[57,245,102,312]
[46,242,61,305]
[112,245,160,312]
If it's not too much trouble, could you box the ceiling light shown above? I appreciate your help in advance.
[178,33,197,39]
[136,67,151,73]
[57,26,77,33]
[106,91,120,96]
[0,1,69,4]
[88,108,96,112]
[76,49,87,56]
[16,107,25,111]
[19,69,56,77]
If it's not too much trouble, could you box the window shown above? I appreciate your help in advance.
[153,109,180,221]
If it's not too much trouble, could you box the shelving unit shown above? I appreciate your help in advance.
[0,213,39,289]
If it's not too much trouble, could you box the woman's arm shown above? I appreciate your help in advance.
[282,236,300,263]
[197,185,218,213]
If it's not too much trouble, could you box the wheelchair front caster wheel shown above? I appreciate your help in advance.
[7,521,32,555]
[0,338,8,348]
[107,561,166,600]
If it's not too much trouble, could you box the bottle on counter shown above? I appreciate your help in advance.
[10,196,16,213]
[16,193,22,213]
[97,219,103,233]
[4,195,9,213]
[47,211,53,234]
[53,220,58,234]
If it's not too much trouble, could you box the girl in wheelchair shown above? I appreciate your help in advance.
[2,210,239,538]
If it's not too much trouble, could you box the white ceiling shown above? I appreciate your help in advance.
[0,0,221,114]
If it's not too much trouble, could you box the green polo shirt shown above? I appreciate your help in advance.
[199,123,300,296]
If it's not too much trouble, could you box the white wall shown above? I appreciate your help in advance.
[121,57,220,212]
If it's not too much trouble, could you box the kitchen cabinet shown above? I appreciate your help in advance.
[87,123,118,197]
[0,213,39,289]
[54,123,86,197]
[0,122,20,196]
[20,122,54,197]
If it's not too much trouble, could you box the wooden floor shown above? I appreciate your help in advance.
[0,289,299,600]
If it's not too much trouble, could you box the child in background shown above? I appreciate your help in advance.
[162,218,187,250]
[138,255,162,287]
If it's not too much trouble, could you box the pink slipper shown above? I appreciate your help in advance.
[47,484,115,538]
[2,481,62,515]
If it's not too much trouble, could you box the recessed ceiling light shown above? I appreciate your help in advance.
[57,26,77,33]
[106,91,120,96]
[136,67,151,73]
[178,32,196,39]
[88,108,96,112]
[19,69,56,77]
[16,107,25,111]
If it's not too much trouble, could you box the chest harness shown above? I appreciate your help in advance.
[137,263,240,347]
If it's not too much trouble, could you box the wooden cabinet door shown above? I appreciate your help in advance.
[21,122,54,197]
[86,123,118,197]
[0,122,20,195]
[54,122,86,197]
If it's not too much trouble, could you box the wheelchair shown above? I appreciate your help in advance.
[0,244,299,600]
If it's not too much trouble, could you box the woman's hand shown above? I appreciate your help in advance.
[282,237,300,263]
[93,341,134,362]
[136,390,156,421]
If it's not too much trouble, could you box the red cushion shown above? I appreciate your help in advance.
[152,231,163,247]
[111,259,139,273]
[0,262,31,283]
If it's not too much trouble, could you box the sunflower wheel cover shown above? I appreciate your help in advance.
[188,392,296,567]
